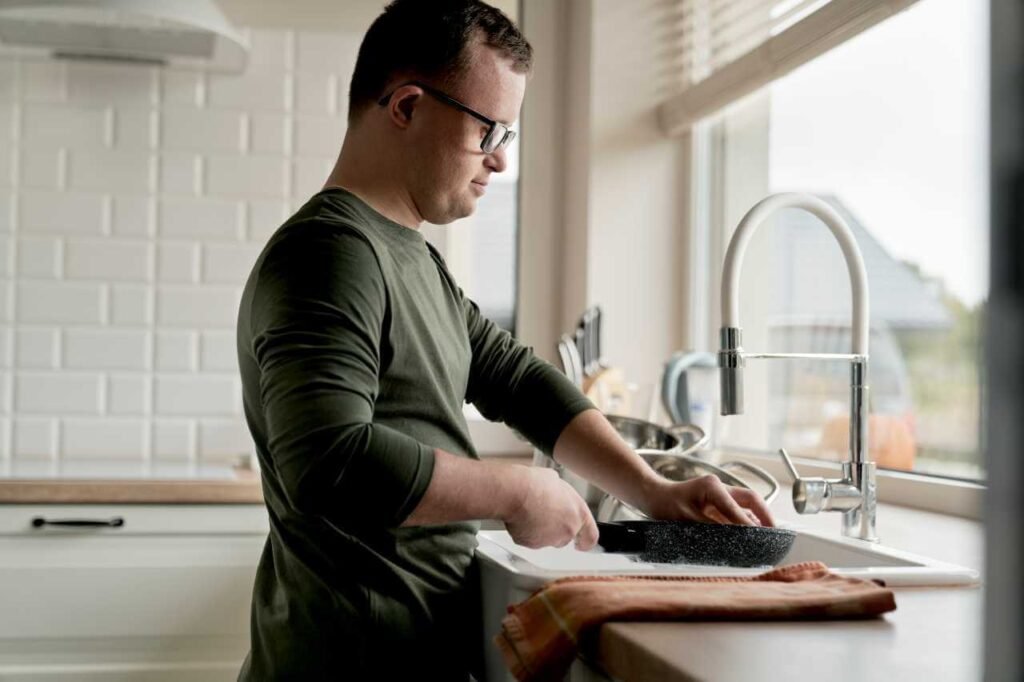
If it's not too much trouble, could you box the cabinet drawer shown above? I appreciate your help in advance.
[0,505,267,643]
[0,635,248,682]
[0,534,264,639]
[0,504,269,536]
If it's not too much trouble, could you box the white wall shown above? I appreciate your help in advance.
[519,0,692,393]
[588,0,690,389]
[0,1,538,476]
[0,27,360,477]
[218,0,386,32]
[218,0,518,33]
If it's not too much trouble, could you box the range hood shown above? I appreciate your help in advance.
[0,0,248,72]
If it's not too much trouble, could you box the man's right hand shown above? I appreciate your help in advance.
[503,468,599,551]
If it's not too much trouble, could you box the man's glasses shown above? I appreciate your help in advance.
[377,80,517,154]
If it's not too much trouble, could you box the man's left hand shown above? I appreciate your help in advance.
[642,475,775,527]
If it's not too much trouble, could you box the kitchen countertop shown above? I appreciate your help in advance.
[0,453,533,505]
[0,467,264,504]
[590,501,984,682]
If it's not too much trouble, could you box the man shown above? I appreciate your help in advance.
[236,1,773,679]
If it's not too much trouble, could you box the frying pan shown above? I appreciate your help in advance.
[596,519,797,568]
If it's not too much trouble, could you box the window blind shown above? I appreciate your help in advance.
[659,0,920,135]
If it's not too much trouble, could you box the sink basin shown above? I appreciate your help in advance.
[476,525,979,587]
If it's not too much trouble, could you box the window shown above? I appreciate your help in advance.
[694,0,987,480]
[421,136,520,332]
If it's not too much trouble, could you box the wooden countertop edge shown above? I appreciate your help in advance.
[0,478,264,504]
[592,587,982,682]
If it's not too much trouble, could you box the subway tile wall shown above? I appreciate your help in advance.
[0,28,360,477]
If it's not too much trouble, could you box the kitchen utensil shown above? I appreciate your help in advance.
[595,450,779,524]
[557,338,574,379]
[583,365,628,412]
[573,327,587,379]
[604,415,705,451]
[596,519,796,567]
[560,334,584,389]
[586,306,603,377]
[532,419,706,513]
[641,449,777,501]
[578,317,586,376]
[581,308,596,376]
[593,306,605,371]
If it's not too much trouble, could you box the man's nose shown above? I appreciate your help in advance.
[485,146,507,173]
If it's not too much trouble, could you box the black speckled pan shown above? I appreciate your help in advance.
[597,520,797,568]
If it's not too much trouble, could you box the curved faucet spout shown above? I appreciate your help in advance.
[721,192,870,355]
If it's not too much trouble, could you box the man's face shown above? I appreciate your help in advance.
[405,41,526,225]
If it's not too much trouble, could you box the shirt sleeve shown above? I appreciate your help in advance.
[461,292,596,456]
[248,223,435,529]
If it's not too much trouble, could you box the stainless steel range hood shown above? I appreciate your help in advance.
[0,0,248,72]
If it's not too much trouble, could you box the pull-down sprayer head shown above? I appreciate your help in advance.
[718,327,744,415]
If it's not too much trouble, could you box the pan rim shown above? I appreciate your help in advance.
[614,518,796,537]
[601,519,798,568]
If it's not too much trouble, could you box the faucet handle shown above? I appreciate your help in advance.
[777,448,861,515]
[778,448,826,513]
[777,448,801,481]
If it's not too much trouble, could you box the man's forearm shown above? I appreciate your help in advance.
[551,408,664,512]
[400,409,664,528]
[399,449,529,527]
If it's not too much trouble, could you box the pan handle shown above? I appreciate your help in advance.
[717,461,780,504]
[595,521,645,553]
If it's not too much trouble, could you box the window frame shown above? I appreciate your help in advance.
[688,93,986,519]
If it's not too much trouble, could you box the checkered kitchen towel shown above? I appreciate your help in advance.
[495,561,896,682]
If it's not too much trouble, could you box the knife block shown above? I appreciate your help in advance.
[583,367,631,416]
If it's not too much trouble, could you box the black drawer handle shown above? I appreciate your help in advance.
[31,516,125,529]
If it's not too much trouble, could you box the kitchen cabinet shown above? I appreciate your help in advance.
[0,504,268,682]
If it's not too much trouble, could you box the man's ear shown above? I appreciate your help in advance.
[396,93,417,124]
[385,87,420,129]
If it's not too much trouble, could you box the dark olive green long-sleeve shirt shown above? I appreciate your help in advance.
[235,187,594,680]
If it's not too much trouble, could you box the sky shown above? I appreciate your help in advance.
[768,0,989,306]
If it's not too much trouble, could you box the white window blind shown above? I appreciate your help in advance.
[659,0,920,135]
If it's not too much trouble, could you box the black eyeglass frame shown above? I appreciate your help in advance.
[377,80,517,154]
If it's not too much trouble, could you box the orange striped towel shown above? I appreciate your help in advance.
[495,561,896,682]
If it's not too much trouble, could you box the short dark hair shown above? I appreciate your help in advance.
[347,0,532,124]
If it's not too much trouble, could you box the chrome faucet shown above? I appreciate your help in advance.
[717,193,877,542]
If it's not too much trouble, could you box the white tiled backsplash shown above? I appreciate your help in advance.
[0,28,361,478]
